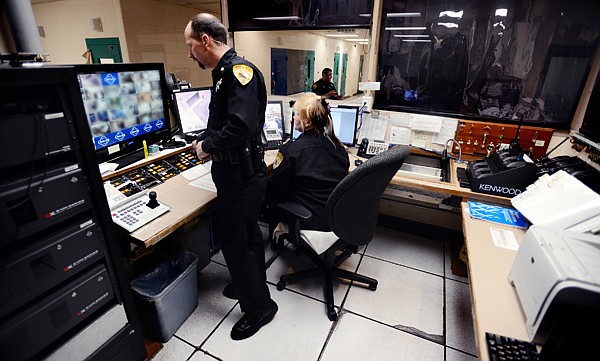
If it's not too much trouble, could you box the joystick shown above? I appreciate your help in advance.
[147,191,159,209]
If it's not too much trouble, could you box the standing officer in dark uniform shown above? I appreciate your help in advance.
[184,13,277,341]
[311,67,340,99]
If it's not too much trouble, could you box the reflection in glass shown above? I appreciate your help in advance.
[375,0,599,129]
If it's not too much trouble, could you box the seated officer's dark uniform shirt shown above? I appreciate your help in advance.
[311,78,337,96]
[269,129,349,231]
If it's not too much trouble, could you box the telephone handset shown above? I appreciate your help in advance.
[357,138,389,158]
[262,127,284,150]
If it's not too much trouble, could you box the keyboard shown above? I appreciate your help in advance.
[110,192,170,233]
[486,332,540,361]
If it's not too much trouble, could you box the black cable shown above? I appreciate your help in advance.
[536,136,571,162]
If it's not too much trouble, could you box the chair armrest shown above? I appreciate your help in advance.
[276,201,313,221]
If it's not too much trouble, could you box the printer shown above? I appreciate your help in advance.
[508,226,600,350]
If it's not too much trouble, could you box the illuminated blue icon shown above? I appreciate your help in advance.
[102,73,117,86]
[130,127,139,136]
[144,123,153,132]
[115,131,125,141]
[98,136,110,147]
[156,119,164,128]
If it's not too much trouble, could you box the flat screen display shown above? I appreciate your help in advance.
[173,87,211,135]
[264,100,285,142]
[292,106,358,146]
[75,63,170,164]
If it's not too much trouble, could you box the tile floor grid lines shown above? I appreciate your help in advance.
[150,222,478,361]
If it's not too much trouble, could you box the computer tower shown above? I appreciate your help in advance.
[0,66,146,361]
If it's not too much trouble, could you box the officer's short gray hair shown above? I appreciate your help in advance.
[190,13,228,45]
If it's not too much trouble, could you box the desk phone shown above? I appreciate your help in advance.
[358,138,389,158]
[263,128,284,149]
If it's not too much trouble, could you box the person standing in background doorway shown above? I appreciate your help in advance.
[312,67,340,99]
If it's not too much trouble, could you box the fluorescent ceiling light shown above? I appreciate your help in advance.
[439,10,463,18]
[394,34,429,38]
[253,16,301,21]
[437,22,459,28]
[358,13,371,17]
[403,39,431,42]
[387,12,421,17]
[385,26,427,31]
[495,8,508,17]
[358,41,369,44]
[345,38,370,42]
[326,34,358,37]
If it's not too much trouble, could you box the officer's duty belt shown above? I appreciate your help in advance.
[211,149,240,164]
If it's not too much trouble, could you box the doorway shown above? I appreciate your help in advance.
[85,37,123,63]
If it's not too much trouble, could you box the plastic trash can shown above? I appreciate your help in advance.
[130,250,198,342]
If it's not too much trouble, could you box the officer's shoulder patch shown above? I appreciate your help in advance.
[273,151,284,169]
[233,64,253,86]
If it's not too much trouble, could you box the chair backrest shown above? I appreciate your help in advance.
[326,145,410,246]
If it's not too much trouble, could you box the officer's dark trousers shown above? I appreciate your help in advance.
[211,161,271,313]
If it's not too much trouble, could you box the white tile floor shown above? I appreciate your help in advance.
[150,220,478,361]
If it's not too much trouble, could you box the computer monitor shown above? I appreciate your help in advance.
[263,100,285,149]
[291,105,358,147]
[173,87,211,137]
[74,63,171,166]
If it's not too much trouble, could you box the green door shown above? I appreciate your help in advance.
[304,50,315,92]
[340,53,348,97]
[333,53,340,93]
[85,37,123,63]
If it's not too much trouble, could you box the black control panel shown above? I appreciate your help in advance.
[535,155,600,193]
[107,149,203,198]
[467,149,538,197]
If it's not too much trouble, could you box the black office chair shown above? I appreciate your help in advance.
[274,145,410,320]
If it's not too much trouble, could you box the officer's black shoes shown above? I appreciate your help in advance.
[223,283,238,300]
[230,300,278,341]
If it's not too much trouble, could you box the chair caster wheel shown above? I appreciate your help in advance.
[369,283,377,291]
[327,310,338,321]
[276,280,286,291]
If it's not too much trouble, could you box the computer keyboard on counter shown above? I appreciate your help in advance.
[109,191,170,233]
[486,332,540,361]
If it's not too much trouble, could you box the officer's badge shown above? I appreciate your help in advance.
[312,83,317,90]
[273,151,283,169]
[233,64,253,86]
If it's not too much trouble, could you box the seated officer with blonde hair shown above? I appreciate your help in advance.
[268,92,349,231]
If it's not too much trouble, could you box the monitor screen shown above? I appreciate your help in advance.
[264,100,285,143]
[74,63,170,165]
[292,106,358,146]
[173,87,211,135]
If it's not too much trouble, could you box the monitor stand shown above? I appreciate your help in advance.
[114,149,145,171]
